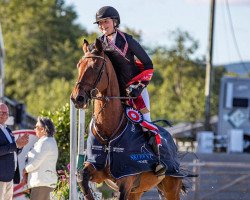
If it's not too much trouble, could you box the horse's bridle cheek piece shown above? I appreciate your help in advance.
[76,54,106,100]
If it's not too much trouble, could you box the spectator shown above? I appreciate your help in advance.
[22,117,58,200]
[0,103,29,200]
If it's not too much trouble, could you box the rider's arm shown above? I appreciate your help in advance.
[127,35,153,70]
[126,35,154,86]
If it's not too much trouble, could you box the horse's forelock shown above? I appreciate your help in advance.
[86,44,103,58]
[87,43,95,52]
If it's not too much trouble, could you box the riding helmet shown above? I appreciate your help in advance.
[94,6,120,26]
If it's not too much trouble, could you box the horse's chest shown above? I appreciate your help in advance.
[86,123,158,178]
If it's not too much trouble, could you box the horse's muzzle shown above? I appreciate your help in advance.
[70,93,89,109]
[76,95,85,103]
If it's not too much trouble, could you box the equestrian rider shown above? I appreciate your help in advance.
[94,6,166,176]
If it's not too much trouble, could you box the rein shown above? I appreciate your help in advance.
[92,112,125,144]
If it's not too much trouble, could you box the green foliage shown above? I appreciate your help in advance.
[210,66,227,116]
[26,78,72,115]
[52,169,70,200]
[0,0,85,114]
[149,30,208,122]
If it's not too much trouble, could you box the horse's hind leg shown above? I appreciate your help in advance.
[157,176,182,200]
[76,167,95,200]
[128,192,143,200]
[116,176,136,200]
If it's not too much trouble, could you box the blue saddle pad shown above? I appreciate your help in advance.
[86,121,180,179]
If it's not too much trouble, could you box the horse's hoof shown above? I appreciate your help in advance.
[84,193,95,200]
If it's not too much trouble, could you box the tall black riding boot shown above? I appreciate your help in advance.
[148,135,167,176]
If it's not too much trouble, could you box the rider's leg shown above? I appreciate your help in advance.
[132,88,166,176]
[132,88,151,121]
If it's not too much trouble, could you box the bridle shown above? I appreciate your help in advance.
[76,54,107,100]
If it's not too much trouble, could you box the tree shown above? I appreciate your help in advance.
[0,0,86,114]
[149,30,207,122]
[26,78,72,115]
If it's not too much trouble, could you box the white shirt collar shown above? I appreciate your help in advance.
[111,31,117,43]
[0,124,6,129]
[104,31,117,44]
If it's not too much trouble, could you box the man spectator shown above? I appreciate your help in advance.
[0,103,29,200]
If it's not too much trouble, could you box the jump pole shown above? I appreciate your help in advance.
[77,109,85,169]
[69,99,78,200]
[70,100,100,199]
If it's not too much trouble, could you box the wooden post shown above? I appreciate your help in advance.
[205,0,216,130]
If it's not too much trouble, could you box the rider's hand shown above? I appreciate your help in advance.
[126,83,145,98]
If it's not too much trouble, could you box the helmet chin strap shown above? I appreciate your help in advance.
[106,24,117,37]
[106,30,116,37]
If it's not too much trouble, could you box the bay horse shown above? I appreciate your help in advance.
[71,39,185,200]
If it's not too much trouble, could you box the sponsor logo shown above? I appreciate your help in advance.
[130,153,153,161]
[92,145,103,151]
[113,147,125,153]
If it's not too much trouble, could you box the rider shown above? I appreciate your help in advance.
[94,6,166,176]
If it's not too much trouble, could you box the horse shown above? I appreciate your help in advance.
[71,38,185,200]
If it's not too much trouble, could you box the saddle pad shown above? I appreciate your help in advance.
[86,121,180,179]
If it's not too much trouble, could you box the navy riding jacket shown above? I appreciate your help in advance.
[99,31,153,96]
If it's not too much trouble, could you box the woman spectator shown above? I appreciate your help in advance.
[22,117,58,200]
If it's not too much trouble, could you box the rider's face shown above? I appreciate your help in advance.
[98,18,115,36]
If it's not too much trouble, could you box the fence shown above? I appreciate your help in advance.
[180,154,250,200]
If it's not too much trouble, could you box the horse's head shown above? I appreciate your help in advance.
[71,39,108,109]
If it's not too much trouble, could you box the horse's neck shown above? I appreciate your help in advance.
[94,58,124,137]
[94,99,123,135]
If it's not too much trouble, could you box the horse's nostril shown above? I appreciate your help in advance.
[76,95,85,103]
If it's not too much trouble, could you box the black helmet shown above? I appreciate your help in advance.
[94,6,120,26]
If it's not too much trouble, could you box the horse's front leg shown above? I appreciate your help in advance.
[76,166,95,200]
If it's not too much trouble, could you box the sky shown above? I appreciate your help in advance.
[65,0,250,65]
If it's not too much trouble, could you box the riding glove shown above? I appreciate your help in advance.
[126,82,147,98]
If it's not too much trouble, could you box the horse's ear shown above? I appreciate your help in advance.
[82,39,89,53]
[95,38,103,53]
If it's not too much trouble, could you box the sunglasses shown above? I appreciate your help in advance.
[34,125,43,129]
[0,111,8,116]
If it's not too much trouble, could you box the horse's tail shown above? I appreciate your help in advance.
[179,170,199,196]
[181,181,188,194]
